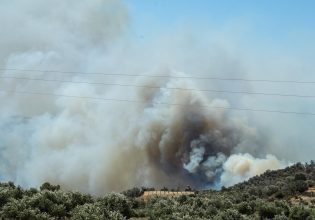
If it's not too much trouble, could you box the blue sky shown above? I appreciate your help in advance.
[124,0,315,51]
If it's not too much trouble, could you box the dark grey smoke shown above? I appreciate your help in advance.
[119,77,278,190]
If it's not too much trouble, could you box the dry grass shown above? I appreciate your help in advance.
[306,187,315,193]
[141,191,194,201]
[290,188,315,205]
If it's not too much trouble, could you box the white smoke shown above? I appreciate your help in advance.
[221,153,288,187]
[184,146,206,173]
[0,0,298,194]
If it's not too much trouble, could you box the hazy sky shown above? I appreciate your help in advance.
[122,0,315,162]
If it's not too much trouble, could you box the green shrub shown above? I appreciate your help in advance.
[68,191,93,209]
[98,193,132,218]
[290,205,315,220]
[71,202,125,220]
[274,214,289,220]
[295,173,307,181]
[40,182,60,191]
[295,180,308,193]
[214,209,243,220]
[122,187,142,198]
[0,198,52,220]
[237,202,253,215]
[259,203,279,219]
[28,190,71,218]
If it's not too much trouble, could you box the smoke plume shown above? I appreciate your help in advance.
[0,0,296,194]
[221,153,287,187]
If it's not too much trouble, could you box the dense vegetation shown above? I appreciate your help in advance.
[1,162,315,219]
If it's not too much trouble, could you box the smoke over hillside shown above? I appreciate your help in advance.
[0,0,293,194]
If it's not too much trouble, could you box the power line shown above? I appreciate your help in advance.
[1,75,314,99]
[1,89,315,116]
[1,68,315,84]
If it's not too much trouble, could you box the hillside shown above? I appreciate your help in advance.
[1,162,315,219]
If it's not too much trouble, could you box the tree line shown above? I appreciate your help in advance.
[1,162,315,219]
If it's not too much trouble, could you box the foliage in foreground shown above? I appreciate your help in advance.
[1,162,315,219]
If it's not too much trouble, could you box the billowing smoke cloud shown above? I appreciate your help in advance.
[131,78,260,189]
[0,0,294,194]
[221,153,287,187]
